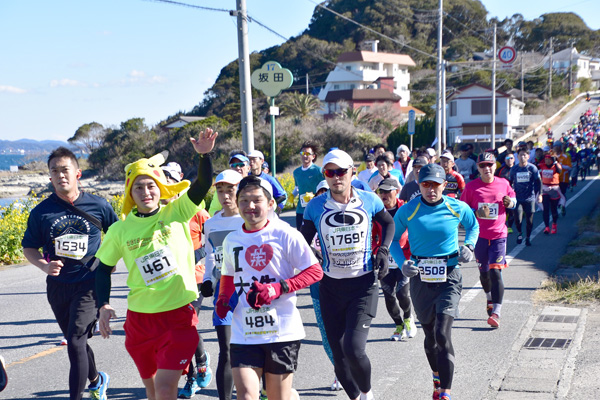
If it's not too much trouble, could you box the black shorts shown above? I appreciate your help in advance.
[410,267,462,325]
[46,277,98,339]
[230,340,301,374]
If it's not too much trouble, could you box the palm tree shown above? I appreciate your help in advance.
[280,92,322,120]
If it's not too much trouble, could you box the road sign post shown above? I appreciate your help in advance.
[499,46,516,69]
[408,109,416,151]
[251,61,293,176]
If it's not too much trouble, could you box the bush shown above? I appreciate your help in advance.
[278,172,296,211]
[0,194,43,264]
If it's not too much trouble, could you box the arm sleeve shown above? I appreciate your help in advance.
[460,204,480,246]
[300,219,317,245]
[284,264,323,293]
[218,275,235,300]
[533,167,542,194]
[373,208,394,248]
[390,209,407,263]
[95,262,115,308]
[187,154,213,206]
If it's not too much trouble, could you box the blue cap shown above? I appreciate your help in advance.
[229,154,249,164]
[418,163,446,184]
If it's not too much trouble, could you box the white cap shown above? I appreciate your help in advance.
[316,180,329,193]
[248,150,265,160]
[162,162,183,182]
[322,149,354,169]
[440,151,454,162]
[396,144,410,155]
[426,148,436,157]
[214,170,243,186]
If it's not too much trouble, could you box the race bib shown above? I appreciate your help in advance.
[135,246,178,286]
[388,253,399,269]
[300,193,314,207]
[327,225,366,269]
[542,169,554,179]
[477,202,499,220]
[516,172,530,183]
[243,305,279,338]
[212,246,224,280]
[55,234,88,260]
[418,259,447,283]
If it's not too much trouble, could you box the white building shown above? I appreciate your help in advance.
[545,47,592,81]
[447,83,525,145]
[163,116,206,130]
[318,41,416,108]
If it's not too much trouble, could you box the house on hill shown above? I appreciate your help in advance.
[163,116,206,130]
[544,47,593,83]
[319,40,417,117]
[447,83,525,145]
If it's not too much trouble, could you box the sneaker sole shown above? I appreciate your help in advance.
[487,317,500,328]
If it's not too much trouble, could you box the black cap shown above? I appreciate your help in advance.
[365,153,375,162]
[418,163,446,184]
[477,152,496,164]
[413,156,428,167]
[378,178,401,191]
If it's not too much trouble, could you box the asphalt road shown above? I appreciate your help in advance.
[1,97,598,399]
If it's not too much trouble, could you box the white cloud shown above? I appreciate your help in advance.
[50,78,87,88]
[0,85,27,94]
[120,70,167,85]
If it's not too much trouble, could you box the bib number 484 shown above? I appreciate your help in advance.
[245,314,276,329]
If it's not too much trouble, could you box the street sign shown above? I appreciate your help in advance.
[408,109,416,135]
[498,46,516,64]
[251,61,293,97]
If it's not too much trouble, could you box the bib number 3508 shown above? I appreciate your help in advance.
[418,259,447,283]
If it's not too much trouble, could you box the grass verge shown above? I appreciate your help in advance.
[559,250,600,268]
[534,276,600,304]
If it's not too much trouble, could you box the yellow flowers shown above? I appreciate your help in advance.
[0,195,42,265]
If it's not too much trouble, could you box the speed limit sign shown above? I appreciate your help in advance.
[498,46,516,64]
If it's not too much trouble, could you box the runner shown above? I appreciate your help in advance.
[357,154,377,184]
[553,144,572,216]
[460,152,516,329]
[495,153,516,233]
[368,154,403,191]
[509,149,541,246]
[400,156,428,202]
[301,149,394,400]
[539,153,563,234]
[393,144,413,182]
[214,175,323,400]
[374,178,417,341]
[0,355,6,392]
[455,144,478,183]
[292,141,322,230]
[439,152,465,199]
[390,163,479,400]
[22,146,117,400]
[209,151,250,216]
[200,170,244,400]
[160,162,213,399]
[248,150,287,212]
[95,129,217,400]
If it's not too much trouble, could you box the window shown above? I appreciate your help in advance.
[333,84,340,90]
[350,84,355,89]
[346,66,352,71]
[450,101,457,117]
[471,99,498,115]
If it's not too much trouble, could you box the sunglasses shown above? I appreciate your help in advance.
[230,162,246,168]
[478,163,494,168]
[300,151,314,156]
[420,181,442,188]
[323,168,350,178]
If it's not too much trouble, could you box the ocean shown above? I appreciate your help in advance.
[0,154,45,171]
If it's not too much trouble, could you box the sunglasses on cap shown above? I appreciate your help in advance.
[230,162,246,168]
[299,151,314,156]
[323,168,350,178]
[420,181,442,188]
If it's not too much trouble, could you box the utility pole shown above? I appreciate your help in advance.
[442,60,447,148]
[548,37,553,101]
[235,0,254,153]
[491,23,496,149]
[520,52,525,104]
[306,73,309,95]
[568,41,574,96]
[435,0,443,155]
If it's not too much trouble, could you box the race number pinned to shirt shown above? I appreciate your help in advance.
[243,305,279,338]
[477,202,499,220]
[327,225,366,269]
[55,234,88,260]
[541,169,554,180]
[516,172,530,183]
[418,259,447,283]
[388,253,398,269]
[135,246,178,286]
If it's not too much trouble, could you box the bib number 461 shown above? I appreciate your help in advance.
[140,256,171,275]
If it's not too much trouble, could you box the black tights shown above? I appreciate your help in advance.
[421,314,455,390]
[67,334,98,400]
[480,269,504,304]
[542,195,559,227]
[215,325,234,400]
[186,306,207,380]
[382,284,411,326]
[515,200,534,238]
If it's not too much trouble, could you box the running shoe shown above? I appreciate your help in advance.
[178,377,200,399]
[197,351,213,388]
[488,313,500,328]
[525,237,532,246]
[89,371,110,400]
[543,227,550,234]
[486,301,493,317]
[60,337,68,346]
[390,325,404,341]
[404,317,417,338]
[359,390,374,400]
[432,374,441,400]
[0,355,7,393]
[516,235,523,244]
[259,388,268,400]
[551,223,557,234]
[507,227,513,234]
[331,376,343,391]
[439,393,451,400]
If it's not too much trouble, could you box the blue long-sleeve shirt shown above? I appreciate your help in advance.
[509,163,541,202]
[390,196,479,268]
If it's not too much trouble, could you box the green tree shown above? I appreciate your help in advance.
[279,92,322,120]
[387,118,436,152]
[68,122,106,154]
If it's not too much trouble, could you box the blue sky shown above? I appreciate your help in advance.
[0,0,597,142]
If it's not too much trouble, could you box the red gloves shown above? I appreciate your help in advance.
[246,281,283,310]
[215,295,231,319]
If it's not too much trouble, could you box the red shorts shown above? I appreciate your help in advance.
[124,304,199,379]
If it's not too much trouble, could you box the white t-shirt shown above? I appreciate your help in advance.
[203,212,244,284]
[222,219,318,344]
[358,167,377,184]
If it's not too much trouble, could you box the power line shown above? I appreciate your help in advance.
[141,0,230,13]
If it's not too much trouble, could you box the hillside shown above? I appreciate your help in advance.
[190,0,599,122]
[0,139,71,155]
